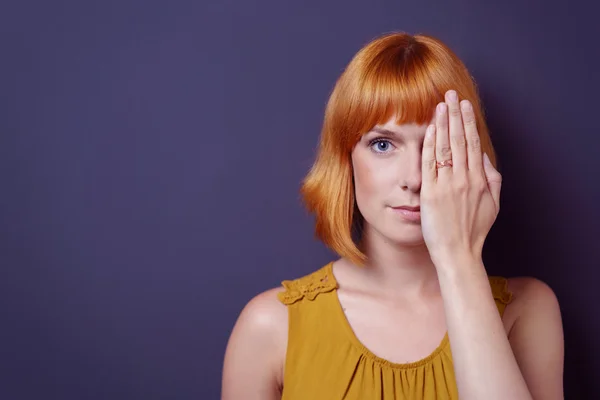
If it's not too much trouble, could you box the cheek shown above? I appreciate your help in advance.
[352,152,394,205]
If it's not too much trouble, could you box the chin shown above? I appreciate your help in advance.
[389,233,426,246]
[374,224,426,246]
[360,216,426,246]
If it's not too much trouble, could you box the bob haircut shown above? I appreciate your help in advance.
[300,32,497,266]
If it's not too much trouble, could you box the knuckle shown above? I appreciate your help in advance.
[468,175,486,190]
[451,135,466,147]
[449,107,462,117]
[423,159,436,170]
[463,114,477,127]
[476,180,487,193]
[438,146,452,157]
[468,136,481,151]
[455,180,468,192]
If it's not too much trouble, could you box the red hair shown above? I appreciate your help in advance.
[300,32,497,266]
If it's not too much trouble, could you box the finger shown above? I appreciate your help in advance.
[461,100,483,173]
[435,102,452,176]
[446,90,467,174]
[422,124,437,185]
[483,153,502,212]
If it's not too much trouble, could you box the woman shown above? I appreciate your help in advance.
[221,32,564,399]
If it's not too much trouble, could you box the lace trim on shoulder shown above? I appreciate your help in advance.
[488,276,513,304]
[277,263,338,305]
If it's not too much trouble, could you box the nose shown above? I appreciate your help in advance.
[400,153,422,193]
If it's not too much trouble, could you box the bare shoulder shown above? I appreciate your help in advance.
[503,277,564,398]
[503,276,561,331]
[221,287,288,400]
[234,287,289,334]
[505,276,561,319]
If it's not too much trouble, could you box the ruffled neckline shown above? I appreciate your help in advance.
[325,262,451,370]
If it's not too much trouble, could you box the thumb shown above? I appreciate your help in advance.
[483,153,502,212]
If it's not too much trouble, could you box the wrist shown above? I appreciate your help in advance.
[432,252,484,273]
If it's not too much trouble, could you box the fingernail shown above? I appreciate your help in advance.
[437,103,446,114]
[448,90,457,102]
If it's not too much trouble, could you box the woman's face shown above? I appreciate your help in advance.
[351,115,434,245]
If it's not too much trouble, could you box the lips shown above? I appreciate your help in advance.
[391,205,421,222]
[393,206,420,211]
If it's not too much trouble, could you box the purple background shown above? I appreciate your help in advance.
[1,0,598,398]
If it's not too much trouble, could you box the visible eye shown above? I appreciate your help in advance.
[369,138,396,154]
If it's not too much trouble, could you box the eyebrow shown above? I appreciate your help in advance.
[369,127,402,137]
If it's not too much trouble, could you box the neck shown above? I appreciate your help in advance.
[352,227,440,298]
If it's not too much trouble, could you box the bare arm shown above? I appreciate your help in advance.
[221,288,288,400]
[437,259,564,400]
[420,89,564,398]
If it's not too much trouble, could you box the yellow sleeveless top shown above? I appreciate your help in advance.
[277,262,513,400]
